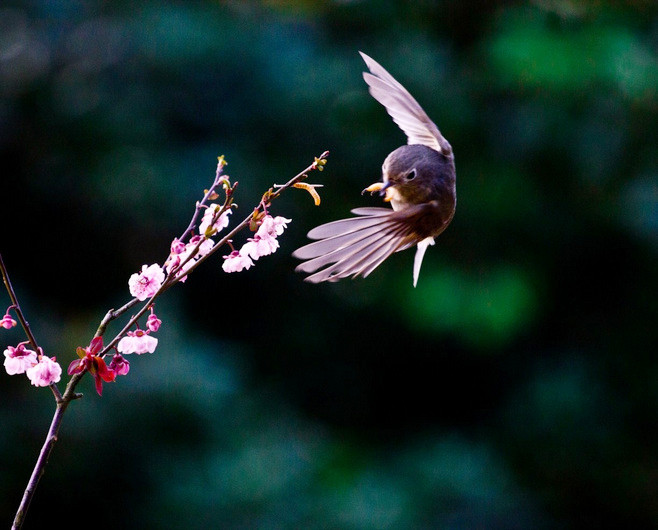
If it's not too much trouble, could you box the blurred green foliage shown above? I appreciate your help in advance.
[1,0,657,528]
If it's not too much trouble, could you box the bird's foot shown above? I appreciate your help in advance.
[362,182,385,195]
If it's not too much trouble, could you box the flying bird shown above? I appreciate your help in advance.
[293,52,456,287]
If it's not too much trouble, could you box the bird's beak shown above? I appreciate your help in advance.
[378,181,393,196]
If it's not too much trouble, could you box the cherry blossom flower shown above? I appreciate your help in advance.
[1,312,17,329]
[190,235,215,258]
[68,336,115,396]
[3,343,37,375]
[240,234,279,260]
[238,215,292,261]
[147,312,162,333]
[178,237,215,275]
[257,215,291,238]
[128,264,165,301]
[199,204,231,236]
[164,253,183,278]
[165,236,215,283]
[164,240,186,278]
[170,238,186,255]
[222,250,254,273]
[109,353,130,376]
[117,329,158,355]
[220,215,291,272]
[26,355,62,387]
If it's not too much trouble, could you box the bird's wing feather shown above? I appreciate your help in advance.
[305,210,388,241]
[360,51,452,157]
[295,222,392,262]
[293,205,434,284]
[350,207,392,216]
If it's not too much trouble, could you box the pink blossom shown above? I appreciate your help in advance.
[167,251,194,281]
[222,250,254,273]
[26,355,62,387]
[128,264,165,301]
[147,312,162,332]
[3,343,37,375]
[170,238,186,255]
[164,239,191,280]
[240,234,279,260]
[257,215,291,238]
[180,236,215,264]
[109,353,130,376]
[164,237,215,283]
[117,329,158,354]
[164,254,183,278]
[194,236,215,258]
[237,215,290,261]
[199,204,231,236]
[1,313,17,329]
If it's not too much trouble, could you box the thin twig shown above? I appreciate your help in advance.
[0,253,62,403]
[1,254,40,354]
[11,401,70,530]
[179,156,229,243]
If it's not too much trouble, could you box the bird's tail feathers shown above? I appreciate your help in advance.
[412,237,434,287]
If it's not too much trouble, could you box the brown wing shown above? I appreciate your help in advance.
[293,205,436,283]
[360,51,452,157]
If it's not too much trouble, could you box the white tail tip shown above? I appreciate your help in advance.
[413,238,435,287]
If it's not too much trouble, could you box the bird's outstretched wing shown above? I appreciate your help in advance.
[360,51,452,157]
[293,205,438,284]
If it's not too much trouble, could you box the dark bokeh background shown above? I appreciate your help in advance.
[1,1,657,528]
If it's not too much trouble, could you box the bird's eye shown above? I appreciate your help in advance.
[406,169,417,181]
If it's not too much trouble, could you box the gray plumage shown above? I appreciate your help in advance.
[293,52,456,286]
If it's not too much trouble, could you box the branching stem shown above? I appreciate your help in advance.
[4,150,328,530]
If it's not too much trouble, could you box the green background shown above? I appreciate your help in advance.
[1,0,657,528]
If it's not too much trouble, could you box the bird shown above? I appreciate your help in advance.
[293,51,456,287]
